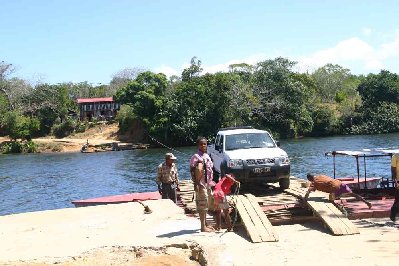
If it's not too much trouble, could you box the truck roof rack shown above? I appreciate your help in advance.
[218,126,254,131]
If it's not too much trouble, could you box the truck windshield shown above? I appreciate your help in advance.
[225,133,275,150]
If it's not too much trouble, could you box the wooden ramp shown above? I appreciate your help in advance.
[234,194,278,242]
[306,196,359,235]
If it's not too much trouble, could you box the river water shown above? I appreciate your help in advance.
[1,133,398,216]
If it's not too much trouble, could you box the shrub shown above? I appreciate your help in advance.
[349,102,399,134]
[75,121,88,133]
[310,105,339,136]
[36,142,62,152]
[1,140,38,154]
[1,141,22,153]
[52,119,76,138]
[24,140,37,153]
[116,105,136,133]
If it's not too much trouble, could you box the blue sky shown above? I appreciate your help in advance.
[1,0,399,85]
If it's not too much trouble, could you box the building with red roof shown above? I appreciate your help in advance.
[76,97,120,121]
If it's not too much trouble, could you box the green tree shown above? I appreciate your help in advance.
[181,57,203,82]
[109,67,145,95]
[311,64,357,103]
[1,111,40,140]
[309,105,339,136]
[115,71,168,135]
[161,78,208,144]
[21,84,72,134]
[358,70,399,107]
[350,102,399,134]
[252,57,313,137]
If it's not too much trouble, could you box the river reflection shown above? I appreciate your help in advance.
[0,133,398,216]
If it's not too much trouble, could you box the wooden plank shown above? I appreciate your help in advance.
[306,197,359,235]
[238,195,272,241]
[284,187,307,198]
[241,195,278,241]
[314,198,358,234]
[309,199,344,235]
[324,201,360,234]
[234,195,262,243]
[245,194,278,241]
[315,200,352,235]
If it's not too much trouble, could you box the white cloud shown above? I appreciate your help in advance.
[365,59,384,70]
[155,34,399,78]
[202,54,268,74]
[378,37,399,58]
[155,54,269,78]
[296,35,399,73]
[362,27,372,36]
[153,64,179,77]
[296,37,376,72]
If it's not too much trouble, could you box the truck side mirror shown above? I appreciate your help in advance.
[276,141,280,147]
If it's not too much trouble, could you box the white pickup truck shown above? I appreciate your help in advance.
[208,127,291,189]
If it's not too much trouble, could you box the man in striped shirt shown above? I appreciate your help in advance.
[190,137,216,232]
[156,152,180,203]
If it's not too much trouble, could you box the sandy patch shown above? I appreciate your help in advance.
[0,123,120,153]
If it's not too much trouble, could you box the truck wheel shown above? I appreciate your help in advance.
[279,178,290,190]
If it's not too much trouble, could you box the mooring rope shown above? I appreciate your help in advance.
[147,134,191,157]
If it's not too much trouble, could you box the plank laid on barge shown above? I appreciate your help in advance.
[306,195,360,235]
[234,194,278,242]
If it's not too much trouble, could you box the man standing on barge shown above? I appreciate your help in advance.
[156,152,180,203]
[190,137,216,232]
[390,153,399,222]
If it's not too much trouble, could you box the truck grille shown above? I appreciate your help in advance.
[246,158,275,165]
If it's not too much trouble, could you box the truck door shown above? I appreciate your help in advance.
[212,134,224,173]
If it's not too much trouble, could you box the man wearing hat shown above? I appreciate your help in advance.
[156,152,180,203]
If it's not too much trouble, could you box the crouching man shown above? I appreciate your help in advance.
[304,173,372,209]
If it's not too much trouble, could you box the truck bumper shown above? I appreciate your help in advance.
[227,164,290,184]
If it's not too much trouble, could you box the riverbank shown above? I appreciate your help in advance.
[1,199,398,266]
[0,123,122,153]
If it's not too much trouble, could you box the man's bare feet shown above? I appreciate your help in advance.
[201,226,215,232]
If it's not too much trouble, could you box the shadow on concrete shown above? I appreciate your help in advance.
[157,229,199,238]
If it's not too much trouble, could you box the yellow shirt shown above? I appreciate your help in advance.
[392,154,399,181]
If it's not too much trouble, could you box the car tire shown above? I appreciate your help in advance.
[279,178,290,189]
